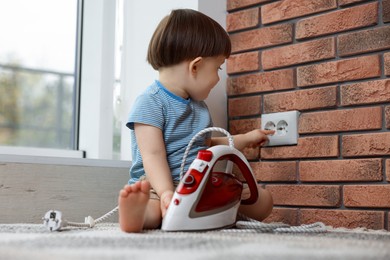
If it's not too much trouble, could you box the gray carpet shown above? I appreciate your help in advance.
[0,223,389,260]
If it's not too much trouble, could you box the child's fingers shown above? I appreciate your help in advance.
[160,191,174,217]
[262,129,275,135]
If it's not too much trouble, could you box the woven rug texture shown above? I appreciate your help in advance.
[0,223,390,260]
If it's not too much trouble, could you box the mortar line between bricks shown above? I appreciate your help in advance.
[338,133,343,160]
[340,184,345,210]
[260,93,264,115]
[381,158,388,185]
[379,0,384,26]
[380,53,386,78]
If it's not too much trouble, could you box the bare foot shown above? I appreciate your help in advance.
[118,180,151,232]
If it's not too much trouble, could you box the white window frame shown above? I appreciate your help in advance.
[78,0,116,160]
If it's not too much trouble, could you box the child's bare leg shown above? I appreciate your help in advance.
[118,181,160,232]
[239,185,273,221]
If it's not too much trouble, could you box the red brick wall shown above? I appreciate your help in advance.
[226,0,390,230]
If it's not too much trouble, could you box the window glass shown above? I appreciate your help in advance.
[0,0,79,149]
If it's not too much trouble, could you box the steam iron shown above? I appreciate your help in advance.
[161,128,259,231]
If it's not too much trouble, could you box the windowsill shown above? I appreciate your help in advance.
[0,154,131,168]
[0,146,86,158]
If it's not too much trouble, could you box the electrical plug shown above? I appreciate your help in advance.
[43,210,67,231]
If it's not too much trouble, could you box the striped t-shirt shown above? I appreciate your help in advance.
[126,80,212,184]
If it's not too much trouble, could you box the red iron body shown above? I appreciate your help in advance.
[161,145,258,231]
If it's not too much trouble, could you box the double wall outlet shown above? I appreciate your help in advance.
[261,110,300,146]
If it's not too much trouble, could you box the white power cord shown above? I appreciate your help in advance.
[43,127,229,231]
[43,206,119,231]
[179,127,234,179]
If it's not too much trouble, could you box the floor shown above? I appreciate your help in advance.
[0,223,389,260]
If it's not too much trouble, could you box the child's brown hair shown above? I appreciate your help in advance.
[147,9,231,70]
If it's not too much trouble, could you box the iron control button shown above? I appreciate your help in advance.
[191,159,208,172]
[183,174,195,186]
[197,150,213,162]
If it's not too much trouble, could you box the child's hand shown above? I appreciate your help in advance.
[160,190,174,217]
[245,129,275,148]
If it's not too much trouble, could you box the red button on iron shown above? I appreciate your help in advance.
[197,150,213,162]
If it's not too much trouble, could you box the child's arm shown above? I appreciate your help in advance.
[134,123,174,216]
[210,129,275,151]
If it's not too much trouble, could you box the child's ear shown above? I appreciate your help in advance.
[189,57,203,76]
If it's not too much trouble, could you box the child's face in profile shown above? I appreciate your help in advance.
[188,55,226,101]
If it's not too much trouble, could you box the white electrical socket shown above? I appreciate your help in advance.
[261,110,300,146]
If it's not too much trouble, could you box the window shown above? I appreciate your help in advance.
[0,0,80,151]
[0,0,227,161]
